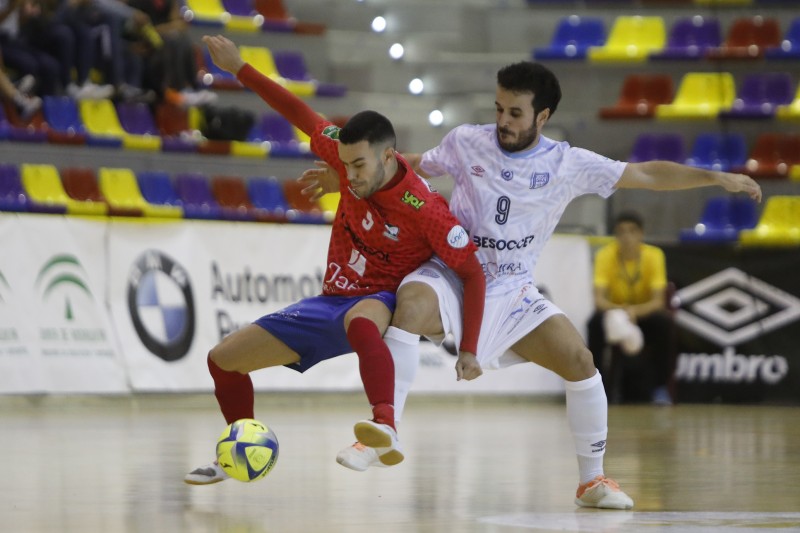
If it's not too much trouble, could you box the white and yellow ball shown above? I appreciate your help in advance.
[216,418,279,482]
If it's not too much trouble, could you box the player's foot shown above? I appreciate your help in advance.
[184,460,230,485]
[353,420,404,466]
[575,476,634,509]
[335,442,389,471]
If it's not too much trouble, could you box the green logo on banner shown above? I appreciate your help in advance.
[35,254,92,321]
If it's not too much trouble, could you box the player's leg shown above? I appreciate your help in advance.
[510,315,633,509]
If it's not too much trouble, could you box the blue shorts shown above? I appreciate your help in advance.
[253,292,396,373]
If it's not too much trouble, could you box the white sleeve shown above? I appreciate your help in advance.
[560,147,627,199]
[419,127,462,178]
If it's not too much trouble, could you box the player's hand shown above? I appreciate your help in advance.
[455,352,482,381]
[202,35,245,75]
[298,161,339,201]
[718,172,762,203]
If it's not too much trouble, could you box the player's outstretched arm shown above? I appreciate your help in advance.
[203,35,245,75]
[617,161,762,202]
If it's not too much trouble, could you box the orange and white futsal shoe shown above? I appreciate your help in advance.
[335,442,390,471]
[575,476,634,509]
[353,420,404,466]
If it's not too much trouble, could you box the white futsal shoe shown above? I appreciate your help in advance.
[352,420,404,466]
[184,460,230,485]
[575,476,634,509]
[336,442,390,471]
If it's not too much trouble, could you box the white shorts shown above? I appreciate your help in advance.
[399,258,564,369]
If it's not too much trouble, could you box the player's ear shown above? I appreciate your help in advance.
[384,146,395,163]
[536,108,550,127]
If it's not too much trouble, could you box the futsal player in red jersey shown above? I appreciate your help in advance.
[184,35,486,485]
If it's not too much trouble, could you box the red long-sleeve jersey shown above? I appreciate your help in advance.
[237,64,485,353]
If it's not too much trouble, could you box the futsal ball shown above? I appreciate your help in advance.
[216,418,279,482]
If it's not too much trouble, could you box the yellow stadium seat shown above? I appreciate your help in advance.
[79,100,161,151]
[318,191,340,222]
[739,196,800,246]
[98,168,183,218]
[231,140,269,158]
[20,164,107,216]
[588,16,666,63]
[239,46,315,97]
[184,0,263,31]
[790,165,800,182]
[776,85,800,121]
[655,73,735,119]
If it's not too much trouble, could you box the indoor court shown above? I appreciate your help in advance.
[2,393,798,532]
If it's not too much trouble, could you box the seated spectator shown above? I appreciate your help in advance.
[587,211,674,405]
[0,48,40,118]
[128,0,216,107]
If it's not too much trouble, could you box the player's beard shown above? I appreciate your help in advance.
[351,162,386,199]
[496,122,538,152]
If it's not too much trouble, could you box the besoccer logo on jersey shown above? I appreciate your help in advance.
[127,250,195,362]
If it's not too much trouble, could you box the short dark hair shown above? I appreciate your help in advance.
[339,110,396,148]
[496,61,562,117]
[614,211,644,230]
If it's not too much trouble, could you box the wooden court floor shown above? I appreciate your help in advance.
[1,393,799,533]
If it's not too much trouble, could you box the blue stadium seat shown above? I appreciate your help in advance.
[685,133,748,171]
[679,196,757,242]
[532,16,606,60]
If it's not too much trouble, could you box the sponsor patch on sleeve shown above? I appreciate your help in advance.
[322,125,341,140]
[447,225,470,249]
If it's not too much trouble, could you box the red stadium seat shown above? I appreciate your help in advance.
[599,74,674,119]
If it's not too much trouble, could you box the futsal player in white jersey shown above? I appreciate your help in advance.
[303,61,761,509]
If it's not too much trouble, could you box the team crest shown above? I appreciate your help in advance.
[530,172,550,189]
[322,125,340,140]
[501,169,513,181]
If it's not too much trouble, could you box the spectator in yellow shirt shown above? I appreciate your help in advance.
[587,211,673,405]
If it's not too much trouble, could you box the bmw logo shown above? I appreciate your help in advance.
[127,250,195,362]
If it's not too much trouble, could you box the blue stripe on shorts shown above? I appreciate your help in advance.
[253,291,396,373]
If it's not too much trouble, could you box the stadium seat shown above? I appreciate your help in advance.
[21,164,103,216]
[719,72,794,119]
[282,180,326,223]
[649,16,722,60]
[655,72,735,119]
[174,173,223,219]
[628,133,685,163]
[685,132,748,171]
[694,0,752,5]
[0,104,10,140]
[765,17,800,60]
[706,16,782,60]
[739,196,800,246]
[98,168,182,218]
[679,196,757,242]
[220,0,265,32]
[317,191,340,222]
[0,163,29,212]
[154,103,198,152]
[247,113,311,158]
[532,16,606,60]
[78,99,125,147]
[42,96,87,145]
[210,175,256,220]
[115,102,163,151]
[588,16,666,63]
[1,100,48,143]
[742,133,800,178]
[136,171,184,211]
[182,0,227,26]
[61,167,142,217]
[599,74,674,119]
[776,83,800,120]
[272,50,347,97]
[253,0,326,34]
[239,46,315,97]
[247,176,289,222]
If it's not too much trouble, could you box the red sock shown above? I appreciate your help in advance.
[208,355,254,424]
[346,317,395,429]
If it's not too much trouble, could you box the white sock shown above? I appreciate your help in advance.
[384,326,419,424]
[564,370,608,484]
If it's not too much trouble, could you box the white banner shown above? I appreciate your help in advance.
[2,214,591,395]
[0,214,127,393]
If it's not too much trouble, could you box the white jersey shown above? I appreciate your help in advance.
[420,124,626,293]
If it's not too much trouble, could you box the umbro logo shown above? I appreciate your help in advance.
[591,440,606,453]
[470,165,486,177]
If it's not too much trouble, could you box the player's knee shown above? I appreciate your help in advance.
[392,284,439,334]
[566,346,597,381]
[208,344,238,373]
